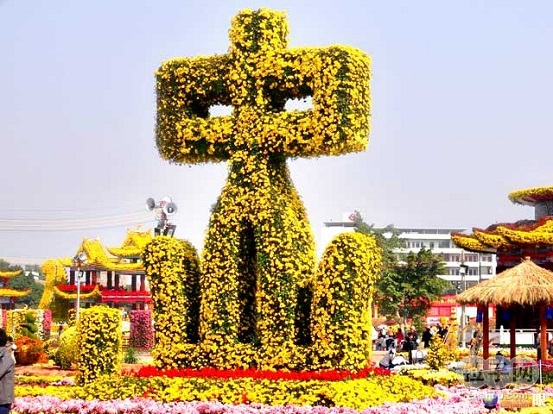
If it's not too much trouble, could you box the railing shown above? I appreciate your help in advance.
[460,328,551,347]
[492,328,552,347]
[456,356,541,389]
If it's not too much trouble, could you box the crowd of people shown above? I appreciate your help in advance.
[377,322,450,369]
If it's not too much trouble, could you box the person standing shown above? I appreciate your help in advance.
[408,326,419,345]
[0,328,15,414]
[403,333,414,364]
[395,328,404,350]
[4,337,15,365]
[405,326,419,363]
[469,330,482,367]
[422,327,432,348]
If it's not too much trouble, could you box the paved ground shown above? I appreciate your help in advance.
[16,364,74,377]
[371,350,387,365]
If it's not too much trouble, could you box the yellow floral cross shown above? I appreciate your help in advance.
[149,8,378,372]
[156,8,371,163]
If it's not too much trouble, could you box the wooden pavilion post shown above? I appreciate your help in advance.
[509,306,516,359]
[483,303,490,370]
[540,303,548,361]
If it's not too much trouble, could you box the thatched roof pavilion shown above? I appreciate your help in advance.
[457,257,553,363]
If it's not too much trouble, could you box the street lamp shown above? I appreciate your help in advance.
[459,263,469,347]
[73,252,87,322]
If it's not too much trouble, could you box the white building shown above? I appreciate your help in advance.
[320,218,496,293]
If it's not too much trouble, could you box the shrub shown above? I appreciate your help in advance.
[76,307,122,385]
[21,312,38,338]
[14,336,45,365]
[123,348,138,364]
[400,368,463,387]
[53,326,78,369]
[67,309,76,327]
[42,338,58,362]
[426,334,450,370]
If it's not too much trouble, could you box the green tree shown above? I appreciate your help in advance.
[0,258,19,272]
[383,248,449,324]
[8,271,44,308]
[0,260,45,308]
[353,212,450,326]
[353,213,403,269]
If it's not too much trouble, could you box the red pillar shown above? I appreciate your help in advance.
[140,274,145,291]
[510,308,516,359]
[483,303,490,370]
[541,304,548,361]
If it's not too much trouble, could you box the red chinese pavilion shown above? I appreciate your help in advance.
[453,185,553,360]
[40,229,153,315]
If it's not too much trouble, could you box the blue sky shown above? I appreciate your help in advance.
[1,0,552,264]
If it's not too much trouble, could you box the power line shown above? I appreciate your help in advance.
[0,202,144,213]
[0,211,156,231]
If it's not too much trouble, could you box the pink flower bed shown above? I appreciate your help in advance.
[12,385,553,413]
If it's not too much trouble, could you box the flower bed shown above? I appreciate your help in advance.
[14,368,434,410]
[9,395,484,414]
[14,370,553,413]
[15,384,553,414]
[126,365,389,381]
[399,368,464,387]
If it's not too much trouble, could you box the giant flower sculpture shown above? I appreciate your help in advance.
[144,8,381,372]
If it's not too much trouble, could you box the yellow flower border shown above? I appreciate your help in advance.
[0,288,31,298]
[0,269,22,278]
[52,285,101,300]
[497,219,553,245]
[451,233,497,253]
[77,239,143,271]
[472,228,512,249]
[509,185,553,205]
[107,229,152,258]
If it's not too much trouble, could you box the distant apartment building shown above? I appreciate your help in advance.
[320,217,497,294]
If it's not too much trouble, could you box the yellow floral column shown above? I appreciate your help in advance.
[311,233,381,371]
[76,307,122,385]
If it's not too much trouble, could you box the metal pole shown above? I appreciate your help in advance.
[460,263,468,348]
[461,275,466,347]
[478,253,481,283]
[76,269,81,322]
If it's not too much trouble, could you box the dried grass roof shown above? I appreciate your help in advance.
[456,257,553,306]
